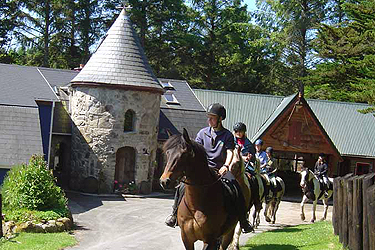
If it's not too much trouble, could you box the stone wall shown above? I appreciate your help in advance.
[70,86,161,193]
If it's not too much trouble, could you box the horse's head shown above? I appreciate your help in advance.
[160,128,196,189]
[300,167,312,189]
[230,146,244,177]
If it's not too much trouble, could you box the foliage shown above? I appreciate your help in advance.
[3,208,69,223]
[305,0,375,105]
[241,221,344,250]
[0,232,77,250]
[1,155,68,213]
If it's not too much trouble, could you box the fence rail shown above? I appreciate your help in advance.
[333,173,375,250]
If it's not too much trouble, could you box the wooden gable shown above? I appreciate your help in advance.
[262,94,342,161]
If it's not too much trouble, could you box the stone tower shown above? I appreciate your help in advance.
[69,8,163,194]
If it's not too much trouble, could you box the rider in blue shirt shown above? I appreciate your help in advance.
[255,139,268,170]
[165,103,253,233]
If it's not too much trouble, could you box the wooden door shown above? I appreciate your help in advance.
[115,147,136,186]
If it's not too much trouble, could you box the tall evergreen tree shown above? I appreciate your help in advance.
[305,0,375,105]
[256,0,329,94]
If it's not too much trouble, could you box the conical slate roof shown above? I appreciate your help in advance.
[71,9,163,92]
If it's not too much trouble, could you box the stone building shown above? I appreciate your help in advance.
[69,9,163,193]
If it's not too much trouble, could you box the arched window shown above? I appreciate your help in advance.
[124,109,135,132]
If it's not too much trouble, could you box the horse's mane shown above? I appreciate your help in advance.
[163,134,207,160]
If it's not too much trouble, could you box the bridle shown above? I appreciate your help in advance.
[180,174,224,188]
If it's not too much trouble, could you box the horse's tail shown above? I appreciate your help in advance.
[275,177,285,198]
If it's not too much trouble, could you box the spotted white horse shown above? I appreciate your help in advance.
[231,172,285,250]
[300,168,333,222]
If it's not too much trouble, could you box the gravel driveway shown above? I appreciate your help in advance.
[65,191,332,250]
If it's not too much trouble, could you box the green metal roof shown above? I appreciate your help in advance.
[193,89,375,158]
[307,99,375,158]
[193,89,283,139]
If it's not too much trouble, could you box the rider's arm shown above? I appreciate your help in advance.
[219,149,233,175]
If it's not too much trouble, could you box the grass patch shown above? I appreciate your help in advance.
[0,232,77,250]
[241,221,346,250]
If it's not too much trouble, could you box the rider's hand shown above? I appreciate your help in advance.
[219,165,228,175]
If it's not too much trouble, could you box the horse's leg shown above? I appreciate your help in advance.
[264,202,271,223]
[272,199,280,224]
[221,229,235,250]
[311,199,317,223]
[321,198,329,221]
[204,240,220,250]
[230,222,241,250]
[181,231,195,250]
[300,195,308,221]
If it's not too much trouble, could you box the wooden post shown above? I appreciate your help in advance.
[368,184,375,250]
[347,176,355,249]
[333,177,342,235]
[340,173,353,246]
[352,175,364,250]
[0,193,2,238]
[363,173,375,250]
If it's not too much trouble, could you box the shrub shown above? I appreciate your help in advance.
[1,155,68,214]
[4,208,68,223]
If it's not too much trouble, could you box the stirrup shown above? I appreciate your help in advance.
[165,214,177,228]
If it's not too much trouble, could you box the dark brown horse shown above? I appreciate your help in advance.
[160,129,250,250]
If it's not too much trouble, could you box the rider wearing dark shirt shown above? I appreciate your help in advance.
[314,153,330,197]
[165,103,253,233]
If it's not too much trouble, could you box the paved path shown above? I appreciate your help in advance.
[65,192,332,250]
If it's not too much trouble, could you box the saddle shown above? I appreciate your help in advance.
[221,178,239,215]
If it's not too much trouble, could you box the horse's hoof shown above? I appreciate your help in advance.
[310,219,315,223]
[265,217,271,223]
[300,214,305,221]
[272,221,275,224]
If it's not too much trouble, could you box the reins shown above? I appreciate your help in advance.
[180,173,224,187]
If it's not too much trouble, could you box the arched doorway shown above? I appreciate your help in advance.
[114,147,136,191]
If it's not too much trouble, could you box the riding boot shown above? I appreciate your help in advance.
[165,183,185,228]
[231,180,253,233]
[236,189,253,233]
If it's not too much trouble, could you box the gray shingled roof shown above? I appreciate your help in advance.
[193,89,375,158]
[39,67,78,87]
[160,78,206,111]
[0,63,58,107]
[71,9,162,92]
[0,106,43,168]
[159,109,207,140]
[158,79,207,140]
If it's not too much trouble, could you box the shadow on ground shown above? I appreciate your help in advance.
[242,243,299,250]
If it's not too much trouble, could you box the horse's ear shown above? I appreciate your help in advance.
[182,128,191,144]
[166,129,172,138]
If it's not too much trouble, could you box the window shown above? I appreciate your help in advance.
[124,109,135,132]
[159,80,175,90]
[355,162,371,175]
[163,93,180,105]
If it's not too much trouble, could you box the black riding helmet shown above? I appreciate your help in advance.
[233,122,246,132]
[266,146,273,154]
[207,103,226,120]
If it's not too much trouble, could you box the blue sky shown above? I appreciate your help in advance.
[243,0,257,11]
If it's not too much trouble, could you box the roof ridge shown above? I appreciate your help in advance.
[193,88,285,98]
[307,97,371,107]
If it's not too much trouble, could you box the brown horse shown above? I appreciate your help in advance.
[160,129,250,250]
